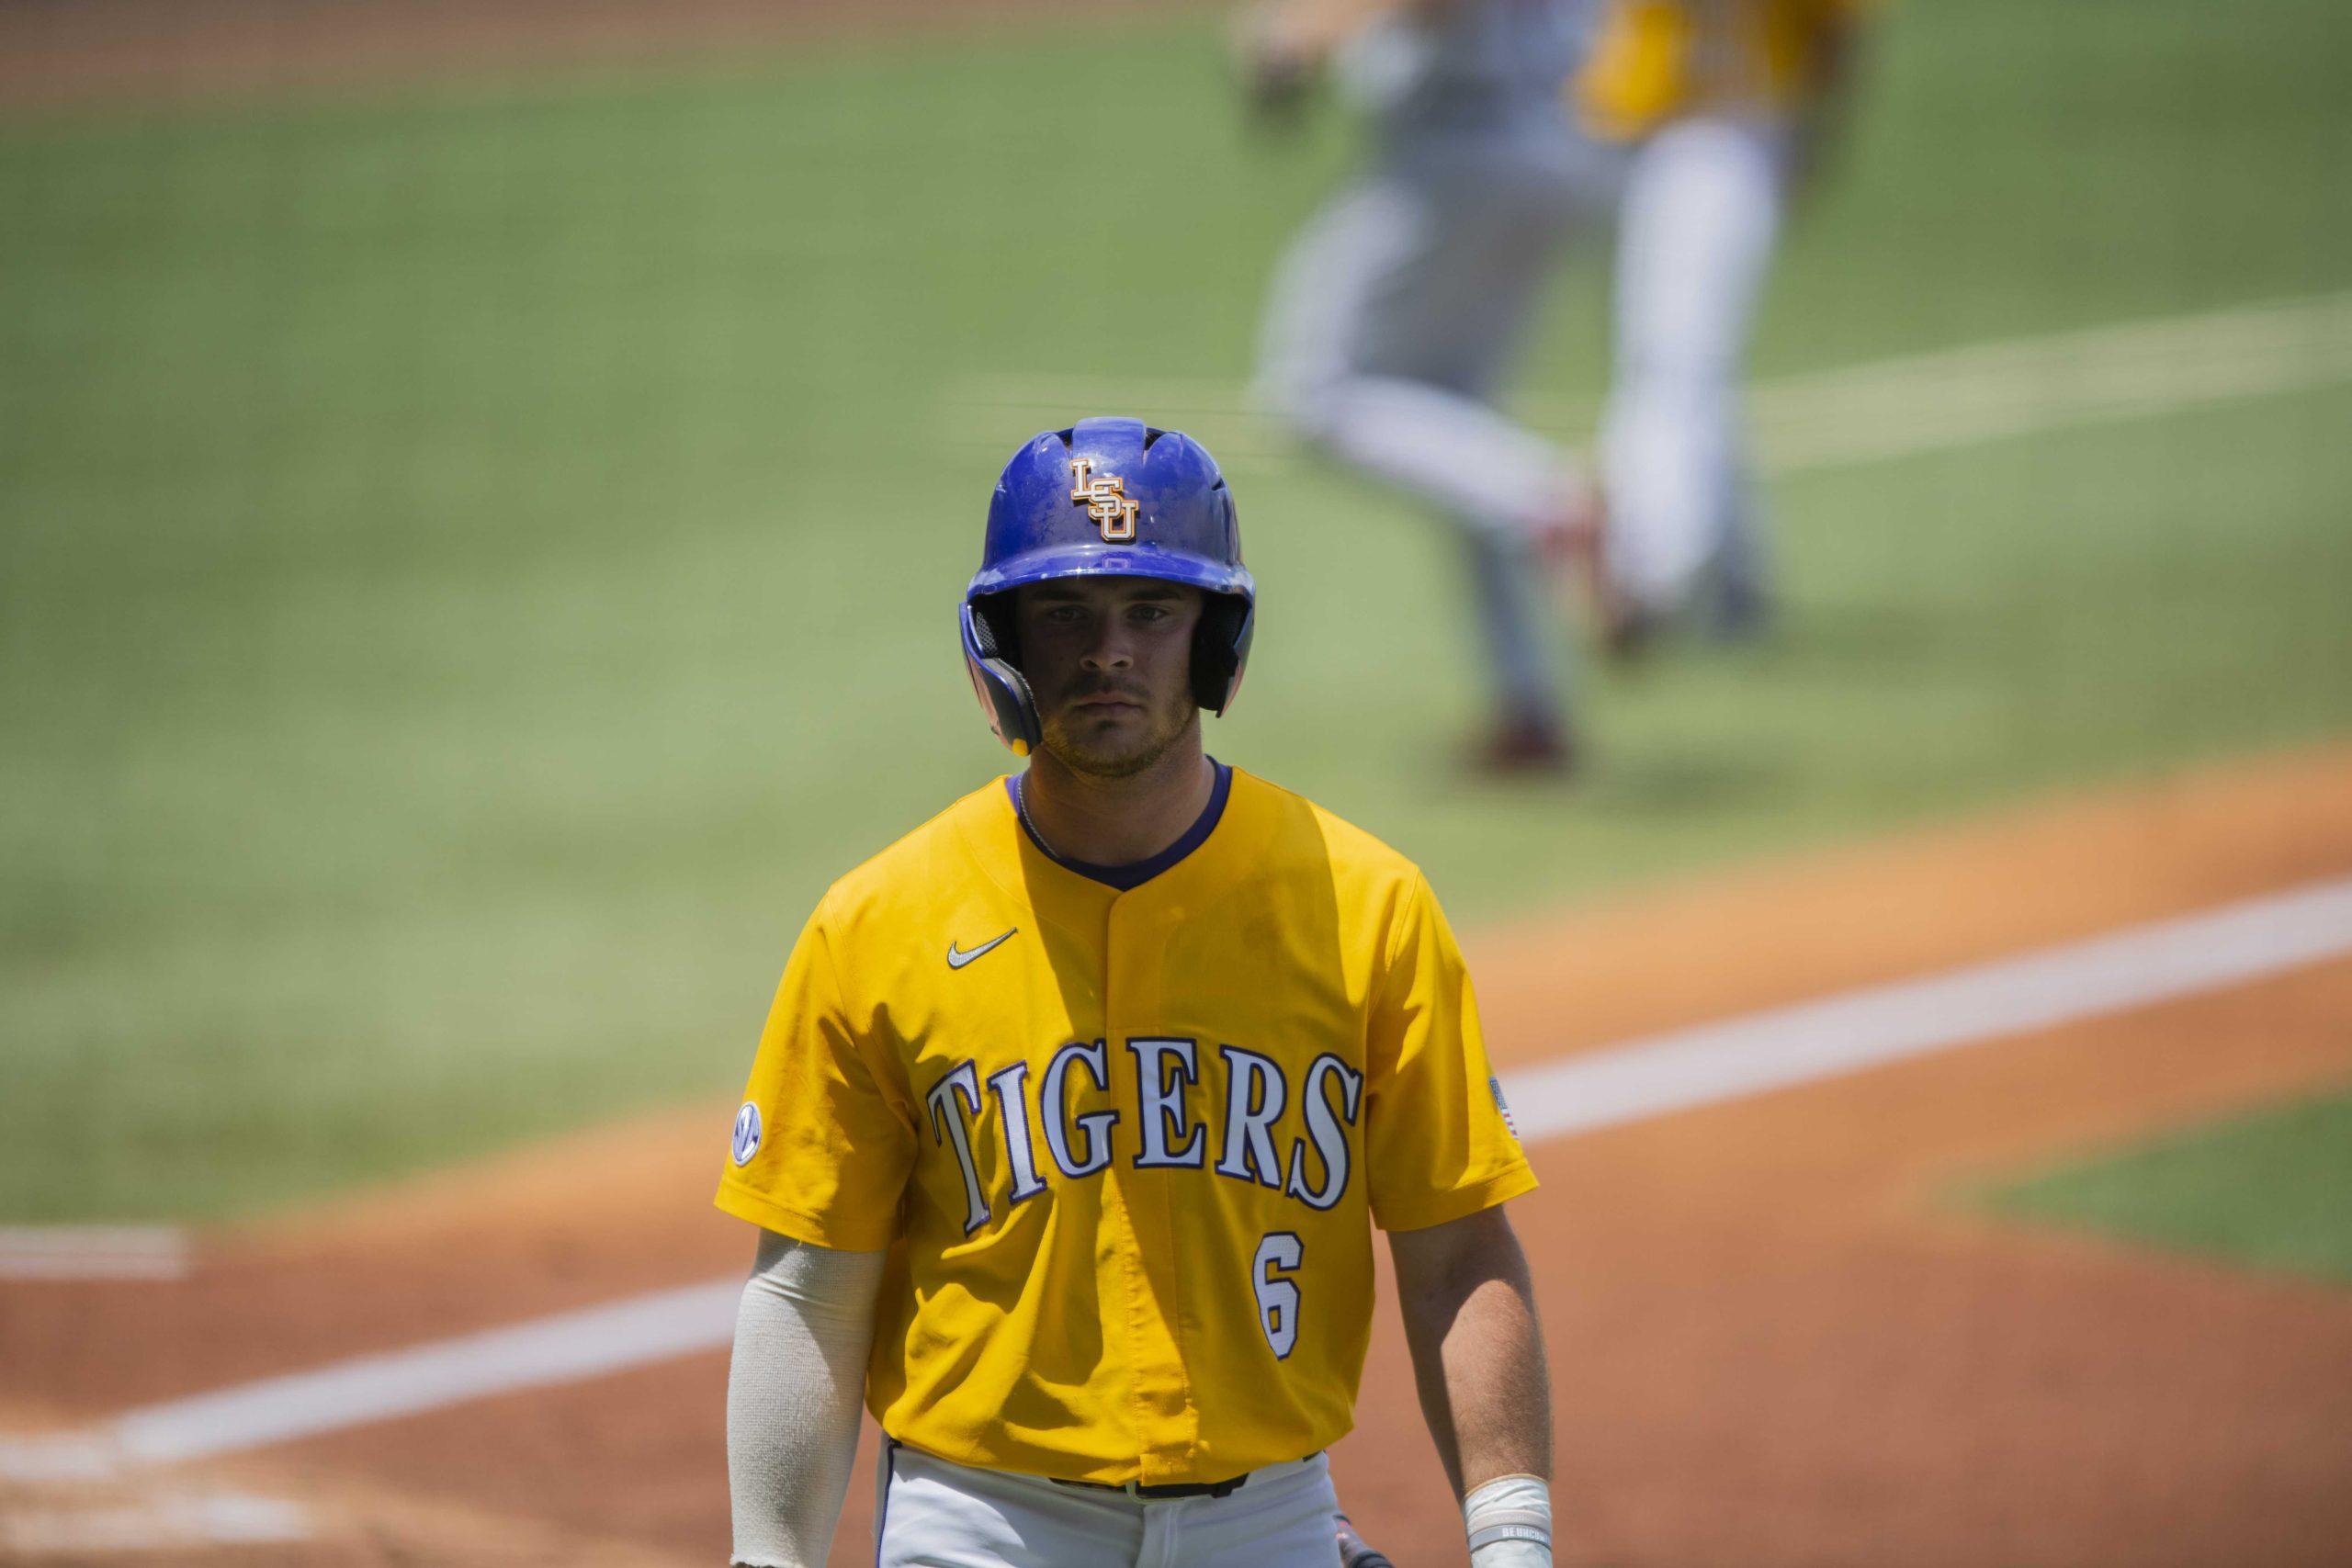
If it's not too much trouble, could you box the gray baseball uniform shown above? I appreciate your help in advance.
[1256,0,1616,735]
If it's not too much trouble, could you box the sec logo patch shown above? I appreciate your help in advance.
[731,1101,763,1167]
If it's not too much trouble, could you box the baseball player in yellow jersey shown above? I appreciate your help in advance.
[1577,0,1868,649]
[718,416,1556,1567]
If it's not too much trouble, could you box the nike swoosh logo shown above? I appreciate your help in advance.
[946,928,1018,970]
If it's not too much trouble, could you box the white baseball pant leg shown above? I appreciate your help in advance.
[875,1444,1343,1568]
[1257,164,1588,541]
[1600,115,1790,625]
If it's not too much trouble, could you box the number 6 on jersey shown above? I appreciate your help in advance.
[1254,1232,1304,1359]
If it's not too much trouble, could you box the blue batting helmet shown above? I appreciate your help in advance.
[961,417,1256,756]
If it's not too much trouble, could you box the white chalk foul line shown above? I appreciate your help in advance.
[1747,292,2352,476]
[115,1279,743,1469]
[0,1226,187,1281]
[0,1490,311,1554]
[942,291,2352,476]
[9,874,2352,1479]
[0,1280,739,1483]
[1503,874,2352,1141]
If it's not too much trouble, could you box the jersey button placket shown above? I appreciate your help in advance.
[1097,892,1154,1485]
[1105,888,1201,1484]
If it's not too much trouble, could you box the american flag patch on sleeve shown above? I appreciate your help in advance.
[1489,1076,1519,1138]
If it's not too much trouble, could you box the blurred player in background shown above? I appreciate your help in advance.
[1239,0,1614,773]
[1578,0,1869,651]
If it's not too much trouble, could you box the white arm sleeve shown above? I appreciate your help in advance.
[726,1229,888,1568]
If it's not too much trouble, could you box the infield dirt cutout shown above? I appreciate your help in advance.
[6,745,2352,1565]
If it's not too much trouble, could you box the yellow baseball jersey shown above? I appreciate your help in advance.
[1577,0,1867,140]
[716,767,1534,1485]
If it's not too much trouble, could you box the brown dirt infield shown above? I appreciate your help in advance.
[6,744,2351,1565]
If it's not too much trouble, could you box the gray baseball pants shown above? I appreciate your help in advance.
[875,1444,1343,1567]
[1256,133,1613,728]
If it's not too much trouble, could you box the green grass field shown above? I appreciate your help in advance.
[1981,1087,2352,1285]
[4,0,2349,1221]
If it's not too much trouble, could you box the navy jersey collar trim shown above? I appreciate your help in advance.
[1006,761,1232,892]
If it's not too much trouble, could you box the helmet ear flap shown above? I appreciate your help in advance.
[961,597,1040,756]
[1191,592,1256,716]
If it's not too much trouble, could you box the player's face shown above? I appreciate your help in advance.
[1015,578,1204,779]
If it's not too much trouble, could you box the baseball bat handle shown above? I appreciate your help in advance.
[1337,1514,1397,1568]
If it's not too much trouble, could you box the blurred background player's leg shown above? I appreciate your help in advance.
[1258,173,1590,544]
[1599,113,1788,640]
[1257,148,1598,765]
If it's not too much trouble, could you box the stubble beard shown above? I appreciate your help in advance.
[1040,697,1198,781]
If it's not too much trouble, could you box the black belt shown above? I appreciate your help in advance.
[1050,1451,1319,1502]
[1051,1473,1250,1501]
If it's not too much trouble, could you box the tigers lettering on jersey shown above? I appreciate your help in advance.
[923,1041,1363,1234]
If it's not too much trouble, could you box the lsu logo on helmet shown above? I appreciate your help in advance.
[1068,457,1139,542]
